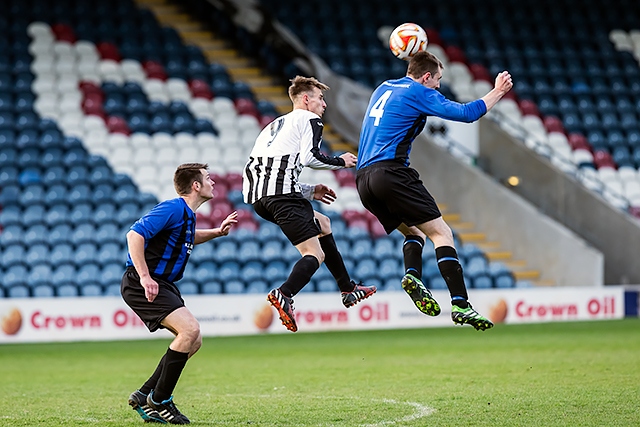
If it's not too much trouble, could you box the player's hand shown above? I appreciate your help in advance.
[140,276,160,303]
[219,211,238,236]
[313,184,337,205]
[340,152,357,168]
[494,71,513,94]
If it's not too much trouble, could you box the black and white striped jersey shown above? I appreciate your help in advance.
[243,109,346,204]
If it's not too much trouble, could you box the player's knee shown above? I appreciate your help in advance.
[182,321,201,346]
[190,332,202,356]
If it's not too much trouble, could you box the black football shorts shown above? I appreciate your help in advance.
[356,161,441,234]
[252,193,321,246]
[120,267,185,332]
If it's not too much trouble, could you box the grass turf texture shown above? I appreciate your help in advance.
[1,319,639,426]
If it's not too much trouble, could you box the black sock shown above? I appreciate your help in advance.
[152,348,189,402]
[403,235,425,279]
[279,255,320,297]
[435,246,469,307]
[140,354,166,395]
[319,234,352,292]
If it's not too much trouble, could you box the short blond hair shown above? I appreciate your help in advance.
[288,75,329,102]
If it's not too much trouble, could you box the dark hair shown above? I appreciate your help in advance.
[174,163,208,196]
[288,75,330,102]
[407,51,444,79]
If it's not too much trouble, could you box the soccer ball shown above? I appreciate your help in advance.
[389,23,428,60]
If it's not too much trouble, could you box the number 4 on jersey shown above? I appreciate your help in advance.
[368,90,392,126]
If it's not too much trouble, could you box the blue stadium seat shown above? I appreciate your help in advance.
[177,280,199,295]
[214,241,238,263]
[350,240,373,260]
[1,244,26,269]
[0,224,23,246]
[95,223,122,245]
[0,205,21,227]
[4,265,28,288]
[80,283,103,297]
[19,168,41,186]
[472,274,494,289]
[7,285,30,298]
[260,240,285,263]
[28,264,53,287]
[77,263,101,285]
[68,184,92,205]
[354,259,377,281]
[194,261,217,283]
[57,284,79,297]
[24,224,48,246]
[74,243,98,265]
[44,184,69,207]
[32,284,55,298]
[25,243,50,266]
[427,275,447,290]
[94,203,118,225]
[224,280,245,293]
[237,241,261,263]
[67,165,90,186]
[0,184,20,207]
[72,223,97,246]
[264,261,288,283]
[46,205,71,227]
[190,242,214,265]
[0,165,19,186]
[43,166,67,186]
[70,203,95,225]
[218,261,240,282]
[22,204,46,227]
[98,243,123,266]
[19,184,45,207]
[378,258,402,278]
[372,237,396,261]
[101,263,123,288]
[241,261,263,283]
[50,244,75,267]
[317,279,338,292]
[116,203,141,227]
[104,284,121,296]
[246,280,268,294]
[201,281,222,294]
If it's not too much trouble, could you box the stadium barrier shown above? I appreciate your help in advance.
[0,287,627,344]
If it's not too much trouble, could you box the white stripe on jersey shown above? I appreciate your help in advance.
[242,109,344,204]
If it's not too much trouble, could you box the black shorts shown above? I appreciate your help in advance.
[253,193,321,246]
[120,267,185,332]
[356,161,441,234]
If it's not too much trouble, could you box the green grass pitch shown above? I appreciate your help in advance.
[1,319,639,426]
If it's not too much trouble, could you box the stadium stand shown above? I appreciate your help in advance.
[0,0,526,298]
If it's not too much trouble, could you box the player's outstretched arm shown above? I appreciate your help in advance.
[194,211,238,244]
[480,71,513,112]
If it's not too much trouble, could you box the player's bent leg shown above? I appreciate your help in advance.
[161,307,201,354]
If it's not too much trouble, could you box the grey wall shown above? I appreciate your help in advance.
[478,120,639,285]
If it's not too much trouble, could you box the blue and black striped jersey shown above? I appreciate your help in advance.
[357,76,487,170]
[126,197,196,282]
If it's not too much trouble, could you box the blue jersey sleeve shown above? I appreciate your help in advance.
[416,88,487,122]
[130,200,182,240]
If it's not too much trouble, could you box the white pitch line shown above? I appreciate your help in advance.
[360,398,436,426]
[222,394,436,426]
